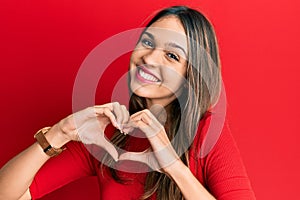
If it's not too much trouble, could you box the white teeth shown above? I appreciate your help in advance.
[139,69,159,82]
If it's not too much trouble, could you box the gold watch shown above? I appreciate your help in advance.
[34,127,64,157]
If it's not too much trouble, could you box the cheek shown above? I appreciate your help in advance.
[162,65,187,82]
[129,52,136,67]
[161,69,186,91]
[130,48,143,62]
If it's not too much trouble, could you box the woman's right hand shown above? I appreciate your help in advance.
[0,102,128,200]
[52,102,129,161]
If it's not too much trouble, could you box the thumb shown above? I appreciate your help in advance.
[119,150,148,162]
[119,149,162,172]
[96,137,119,162]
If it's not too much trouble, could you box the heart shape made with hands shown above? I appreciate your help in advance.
[75,103,174,172]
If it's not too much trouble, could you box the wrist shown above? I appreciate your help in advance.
[164,159,188,178]
[44,124,70,148]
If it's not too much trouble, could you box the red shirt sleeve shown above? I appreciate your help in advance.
[29,141,97,199]
[190,113,256,199]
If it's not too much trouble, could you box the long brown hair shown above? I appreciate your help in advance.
[101,6,221,199]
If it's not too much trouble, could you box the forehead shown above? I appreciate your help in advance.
[146,15,187,49]
[149,15,186,35]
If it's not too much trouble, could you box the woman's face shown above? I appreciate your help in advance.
[129,15,188,107]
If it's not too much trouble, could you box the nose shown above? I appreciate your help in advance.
[142,48,164,67]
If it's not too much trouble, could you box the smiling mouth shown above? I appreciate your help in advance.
[137,67,161,83]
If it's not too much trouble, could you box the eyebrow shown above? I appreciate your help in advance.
[143,31,154,40]
[166,42,187,57]
[143,31,187,57]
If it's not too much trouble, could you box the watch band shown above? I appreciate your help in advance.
[34,127,64,157]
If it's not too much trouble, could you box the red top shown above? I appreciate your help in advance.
[29,113,256,199]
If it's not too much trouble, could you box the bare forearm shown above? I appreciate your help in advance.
[0,125,69,199]
[0,142,49,199]
[0,104,121,199]
[166,161,216,200]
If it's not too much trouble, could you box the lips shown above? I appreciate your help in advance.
[136,66,161,83]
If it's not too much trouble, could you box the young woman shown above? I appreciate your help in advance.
[0,6,256,200]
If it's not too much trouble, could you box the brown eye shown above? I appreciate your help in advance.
[141,38,154,48]
[167,52,179,61]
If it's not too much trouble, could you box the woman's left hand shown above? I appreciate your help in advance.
[119,109,181,174]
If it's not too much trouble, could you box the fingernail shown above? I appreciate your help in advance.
[122,128,129,134]
[115,122,121,129]
[117,123,124,133]
[126,127,134,133]
[113,120,118,128]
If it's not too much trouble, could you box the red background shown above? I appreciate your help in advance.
[1,0,299,199]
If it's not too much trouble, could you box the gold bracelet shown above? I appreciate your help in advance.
[34,127,65,157]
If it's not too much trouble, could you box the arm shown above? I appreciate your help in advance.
[0,124,69,200]
[201,123,256,199]
[165,160,215,200]
[120,109,216,200]
[164,118,256,199]
[0,103,129,200]
[120,109,255,199]
[150,132,216,200]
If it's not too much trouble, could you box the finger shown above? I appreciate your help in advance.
[124,118,158,138]
[111,102,124,129]
[130,111,152,125]
[118,150,148,163]
[122,126,134,135]
[123,119,146,130]
[96,107,119,128]
[129,109,147,119]
[118,105,130,134]
[113,102,126,132]
[120,105,130,125]
[97,136,119,162]
[131,113,162,137]
[119,150,162,172]
[94,102,114,111]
